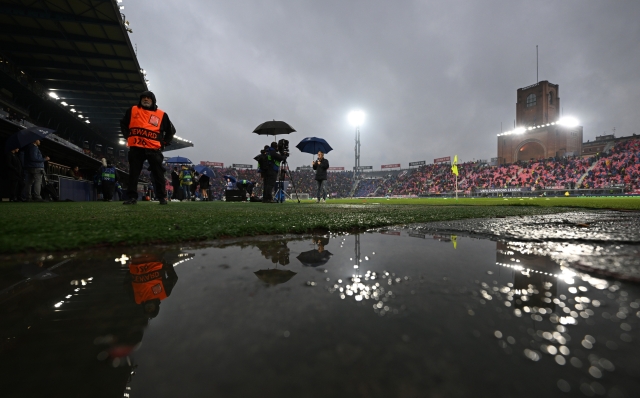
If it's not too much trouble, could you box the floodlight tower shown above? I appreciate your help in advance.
[348,111,365,179]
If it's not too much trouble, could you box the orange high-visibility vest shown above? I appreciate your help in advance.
[129,261,168,304]
[127,106,165,149]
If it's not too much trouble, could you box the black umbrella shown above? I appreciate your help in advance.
[252,120,296,139]
[296,250,333,267]
[4,126,55,152]
[254,269,297,285]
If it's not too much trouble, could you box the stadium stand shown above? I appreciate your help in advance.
[0,1,192,201]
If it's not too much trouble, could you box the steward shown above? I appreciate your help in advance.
[120,91,175,205]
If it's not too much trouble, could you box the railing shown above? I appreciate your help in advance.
[47,162,70,177]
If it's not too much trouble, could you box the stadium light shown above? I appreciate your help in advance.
[514,127,526,134]
[119,140,126,145]
[85,120,90,124]
[70,108,76,113]
[48,92,59,99]
[60,102,68,106]
[348,110,365,127]
[558,116,579,128]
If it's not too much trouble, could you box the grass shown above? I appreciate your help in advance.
[1,197,638,254]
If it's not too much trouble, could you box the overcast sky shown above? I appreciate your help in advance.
[124,0,640,169]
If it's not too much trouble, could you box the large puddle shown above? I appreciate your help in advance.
[1,228,639,397]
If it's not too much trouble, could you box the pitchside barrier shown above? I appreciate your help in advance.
[290,193,310,200]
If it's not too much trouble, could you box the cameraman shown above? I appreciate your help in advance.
[312,150,329,203]
[263,142,285,203]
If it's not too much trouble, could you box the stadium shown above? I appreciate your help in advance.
[2,2,640,398]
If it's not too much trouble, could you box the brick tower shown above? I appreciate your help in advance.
[497,81,582,164]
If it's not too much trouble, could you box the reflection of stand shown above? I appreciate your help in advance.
[275,160,300,203]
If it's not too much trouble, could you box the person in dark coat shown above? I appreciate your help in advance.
[171,166,181,201]
[199,173,210,201]
[312,150,329,203]
[263,142,285,203]
[5,147,24,201]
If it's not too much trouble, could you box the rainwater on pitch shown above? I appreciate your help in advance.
[1,231,639,398]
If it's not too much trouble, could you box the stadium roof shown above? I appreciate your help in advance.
[0,0,193,151]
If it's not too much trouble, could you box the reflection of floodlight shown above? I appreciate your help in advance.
[558,117,579,128]
[514,127,526,134]
[348,110,365,127]
[48,92,58,99]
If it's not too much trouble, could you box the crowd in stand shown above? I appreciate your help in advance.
[368,138,640,196]
[580,139,640,190]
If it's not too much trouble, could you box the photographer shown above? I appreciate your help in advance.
[263,142,286,203]
[312,150,329,203]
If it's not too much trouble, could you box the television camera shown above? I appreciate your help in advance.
[277,139,289,157]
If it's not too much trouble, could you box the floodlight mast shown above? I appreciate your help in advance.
[348,111,365,181]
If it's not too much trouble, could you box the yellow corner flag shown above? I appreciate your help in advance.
[451,235,457,249]
[451,155,458,176]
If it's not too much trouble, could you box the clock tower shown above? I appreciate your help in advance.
[516,81,560,127]
[497,81,582,164]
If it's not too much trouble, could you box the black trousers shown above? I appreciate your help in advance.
[127,147,166,199]
[263,173,276,202]
[102,181,115,200]
[9,178,23,201]
[172,184,181,200]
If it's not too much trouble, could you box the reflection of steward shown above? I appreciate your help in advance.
[120,91,175,205]
[128,255,179,306]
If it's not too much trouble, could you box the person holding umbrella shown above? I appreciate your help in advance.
[22,139,49,202]
[120,91,175,205]
[312,151,329,203]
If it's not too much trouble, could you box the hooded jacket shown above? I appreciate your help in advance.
[120,91,176,150]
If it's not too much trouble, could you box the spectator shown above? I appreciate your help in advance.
[5,147,24,202]
[66,166,83,180]
[171,166,181,200]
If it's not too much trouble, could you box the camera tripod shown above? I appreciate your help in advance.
[274,160,300,203]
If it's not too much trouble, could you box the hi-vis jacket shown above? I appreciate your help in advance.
[127,106,166,150]
[129,261,167,304]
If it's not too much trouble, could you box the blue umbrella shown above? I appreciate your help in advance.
[165,156,192,164]
[194,165,215,177]
[296,137,333,155]
[4,126,55,152]
[223,175,237,184]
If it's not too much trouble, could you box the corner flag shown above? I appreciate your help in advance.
[451,155,458,176]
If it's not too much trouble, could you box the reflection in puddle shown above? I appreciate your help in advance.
[479,241,636,396]
[1,232,638,397]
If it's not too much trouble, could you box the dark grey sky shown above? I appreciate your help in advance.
[125,0,640,169]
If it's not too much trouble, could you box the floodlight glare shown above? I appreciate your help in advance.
[60,102,68,106]
[514,127,526,134]
[558,116,579,128]
[48,92,58,99]
[348,110,365,127]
